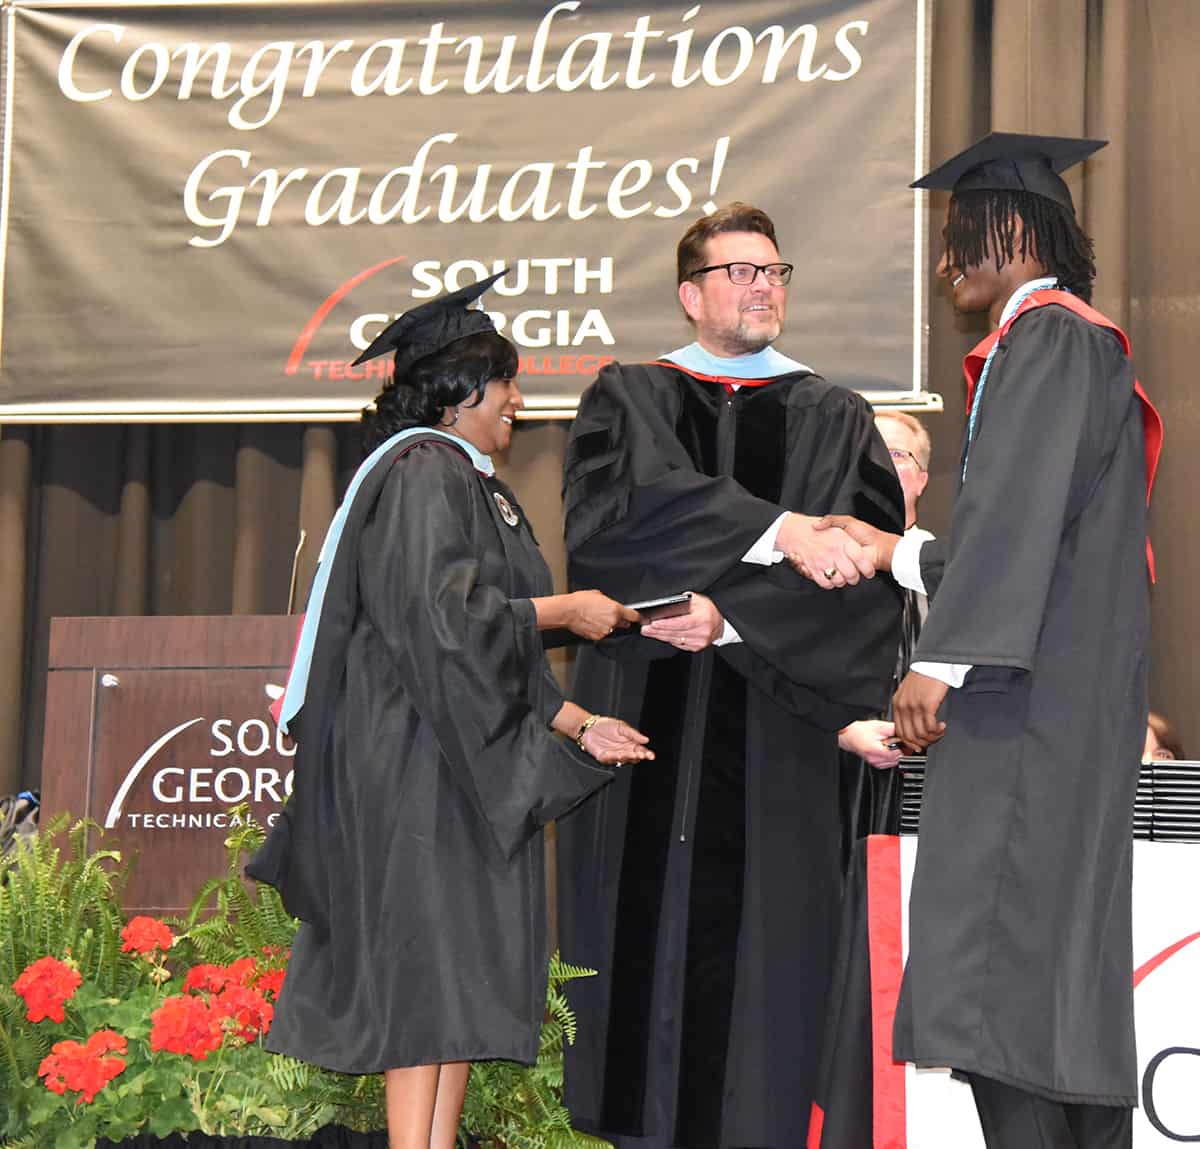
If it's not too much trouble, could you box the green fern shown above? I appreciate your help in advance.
[171,808,299,966]
[265,1052,315,1095]
[0,817,137,1121]
[0,983,53,1096]
[460,954,606,1149]
[1,1131,44,1149]
[0,808,607,1147]
[329,1071,387,1133]
[167,809,389,1134]
[0,816,132,994]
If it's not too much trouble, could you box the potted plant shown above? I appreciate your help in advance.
[0,815,606,1149]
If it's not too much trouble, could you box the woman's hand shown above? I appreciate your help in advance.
[562,590,641,641]
[580,717,655,766]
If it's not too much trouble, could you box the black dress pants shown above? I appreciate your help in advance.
[970,1075,1132,1149]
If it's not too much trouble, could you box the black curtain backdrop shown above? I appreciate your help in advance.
[2,0,1198,793]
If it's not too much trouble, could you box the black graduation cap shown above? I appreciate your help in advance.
[351,269,507,371]
[911,132,1107,211]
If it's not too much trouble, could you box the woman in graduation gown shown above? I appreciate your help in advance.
[248,274,654,1149]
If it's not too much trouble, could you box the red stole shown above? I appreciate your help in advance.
[653,359,790,396]
[962,290,1162,580]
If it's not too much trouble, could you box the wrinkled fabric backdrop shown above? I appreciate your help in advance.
[1,0,1197,792]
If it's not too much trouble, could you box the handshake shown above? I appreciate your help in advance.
[778,512,900,589]
[625,511,905,666]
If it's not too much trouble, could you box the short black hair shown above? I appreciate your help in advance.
[361,330,519,453]
[944,189,1096,302]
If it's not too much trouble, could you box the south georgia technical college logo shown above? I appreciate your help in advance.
[285,255,618,384]
[103,711,296,833]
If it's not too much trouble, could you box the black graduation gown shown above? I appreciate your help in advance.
[892,305,1151,1105]
[555,362,904,1147]
[247,436,613,1073]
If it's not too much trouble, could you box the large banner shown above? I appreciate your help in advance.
[0,0,930,421]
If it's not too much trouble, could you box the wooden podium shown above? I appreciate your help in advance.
[41,616,297,916]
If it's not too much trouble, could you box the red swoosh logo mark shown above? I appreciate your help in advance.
[1134,931,1200,988]
[285,256,408,375]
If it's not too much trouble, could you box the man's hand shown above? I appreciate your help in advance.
[892,670,949,750]
[813,515,901,573]
[640,591,723,653]
[776,513,875,588]
[838,719,903,769]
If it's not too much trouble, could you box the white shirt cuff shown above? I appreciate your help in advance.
[713,619,742,645]
[742,512,789,565]
[892,527,935,593]
[911,660,973,688]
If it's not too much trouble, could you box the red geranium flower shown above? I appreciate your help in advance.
[182,963,230,995]
[211,983,274,1041]
[84,1030,127,1055]
[13,956,82,1024]
[150,994,224,1060]
[224,956,258,986]
[120,916,175,957]
[182,956,262,997]
[254,966,286,1000]
[38,1030,127,1103]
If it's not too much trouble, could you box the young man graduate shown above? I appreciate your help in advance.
[817,133,1162,1148]
[555,202,905,1148]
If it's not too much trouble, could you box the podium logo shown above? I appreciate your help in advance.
[1136,930,1200,1144]
[1143,1048,1200,1141]
[104,717,296,830]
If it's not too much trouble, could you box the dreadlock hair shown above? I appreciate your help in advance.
[360,329,519,454]
[945,189,1096,303]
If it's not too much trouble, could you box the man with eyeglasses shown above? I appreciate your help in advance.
[556,202,904,1149]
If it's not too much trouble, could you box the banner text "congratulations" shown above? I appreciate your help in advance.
[57,3,871,131]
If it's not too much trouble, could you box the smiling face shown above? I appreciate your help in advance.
[678,230,788,357]
[936,241,1011,320]
[448,376,524,455]
[937,199,1046,326]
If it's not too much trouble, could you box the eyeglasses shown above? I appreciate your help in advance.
[688,261,794,286]
[888,447,926,472]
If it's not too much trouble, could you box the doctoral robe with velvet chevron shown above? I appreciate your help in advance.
[556,361,904,1148]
